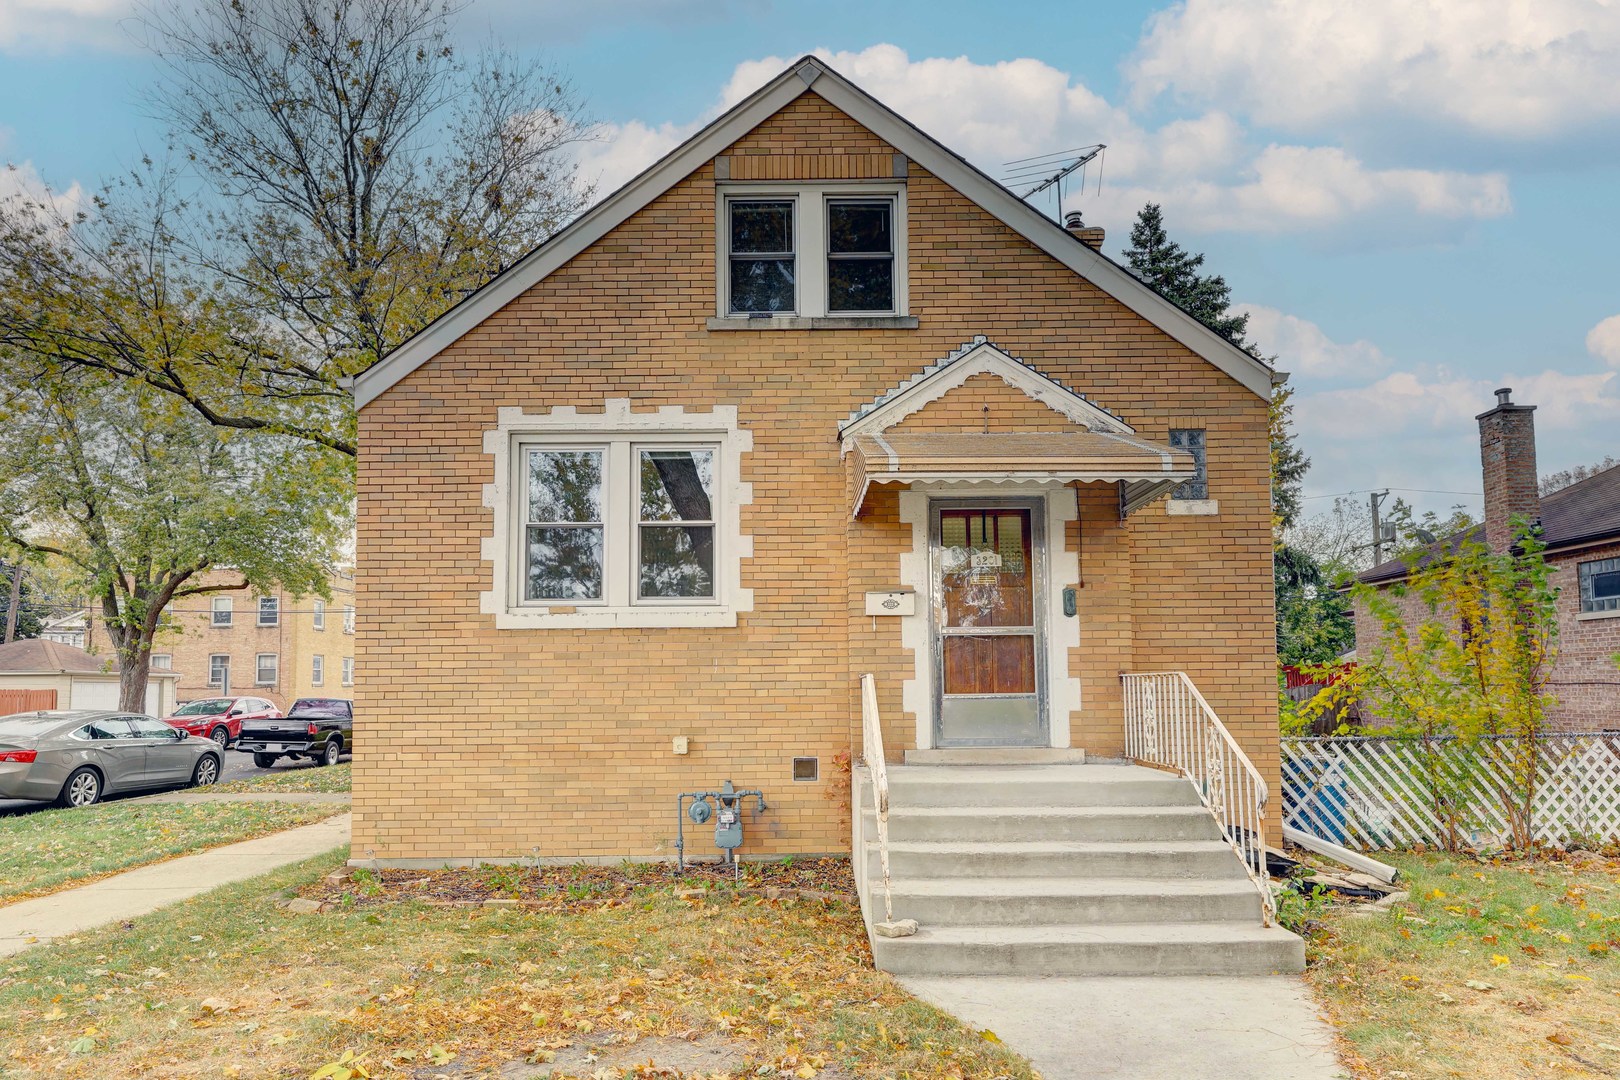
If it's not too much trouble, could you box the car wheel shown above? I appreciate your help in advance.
[209,726,230,750]
[253,753,279,769]
[57,767,102,809]
[192,755,220,788]
[320,739,341,767]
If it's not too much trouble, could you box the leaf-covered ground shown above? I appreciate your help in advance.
[1306,851,1620,1079]
[213,762,352,794]
[0,850,1036,1079]
[0,801,349,904]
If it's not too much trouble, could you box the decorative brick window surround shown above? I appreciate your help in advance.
[481,400,755,629]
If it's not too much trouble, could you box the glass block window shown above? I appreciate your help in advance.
[827,198,894,313]
[1579,557,1620,613]
[1169,429,1207,500]
[727,200,795,314]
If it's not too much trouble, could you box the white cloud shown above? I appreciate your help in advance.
[0,0,133,51]
[1586,314,1620,369]
[1128,0,1620,143]
[1237,305,1391,378]
[0,157,83,222]
[574,44,1511,239]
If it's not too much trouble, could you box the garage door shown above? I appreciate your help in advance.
[70,679,121,711]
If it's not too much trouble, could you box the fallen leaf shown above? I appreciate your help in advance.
[980,1029,1001,1044]
[1465,980,1495,992]
[1547,1033,1573,1046]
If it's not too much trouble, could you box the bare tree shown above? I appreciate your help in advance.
[0,0,593,457]
[1541,456,1619,496]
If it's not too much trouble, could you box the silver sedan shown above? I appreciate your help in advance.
[0,710,223,808]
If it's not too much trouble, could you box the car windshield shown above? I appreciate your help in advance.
[173,699,234,716]
[289,698,350,718]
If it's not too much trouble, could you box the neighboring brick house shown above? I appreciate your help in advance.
[87,569,356,711]
[350,57,1283,865]
[1355,389,1620,731]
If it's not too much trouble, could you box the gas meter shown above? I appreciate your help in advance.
[675,779,768,870]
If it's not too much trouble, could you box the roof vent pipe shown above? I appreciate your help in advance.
[1063,211,1106,252]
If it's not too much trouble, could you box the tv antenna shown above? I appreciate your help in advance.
[1001,144,1106,223]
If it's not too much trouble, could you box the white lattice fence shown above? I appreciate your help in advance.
[1282,734,1620,850]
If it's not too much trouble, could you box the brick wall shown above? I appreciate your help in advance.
[354,89,1280,862]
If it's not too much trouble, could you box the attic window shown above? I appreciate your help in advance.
[727,199,796,315]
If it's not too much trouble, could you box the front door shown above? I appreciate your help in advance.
[932,500,1046,747]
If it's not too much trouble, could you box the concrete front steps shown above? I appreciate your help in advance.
[857,763,1304,977]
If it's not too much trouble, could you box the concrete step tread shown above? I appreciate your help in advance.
[879,804,1213,819]
[885,922,1299,947]
[874,838,1237,855]
[888,877,1260,899]
[887,764,1177,784]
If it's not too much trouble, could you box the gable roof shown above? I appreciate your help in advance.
[838,336,1135,448]
[353,56,1276,411]
[1358,463,1620,584]
[0,639,113,674]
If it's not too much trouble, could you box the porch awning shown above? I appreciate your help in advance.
[849,431,1197,516]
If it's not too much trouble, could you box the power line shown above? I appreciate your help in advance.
[1301,487,1482,502]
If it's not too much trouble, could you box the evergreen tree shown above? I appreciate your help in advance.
[1123,204,1250,343]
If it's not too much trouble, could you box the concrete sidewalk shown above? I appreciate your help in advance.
[902,974,1347,1080]
[0,813,350,957]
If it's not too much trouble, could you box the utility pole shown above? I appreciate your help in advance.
[1369,490,1391,565]
[3,563,21,645]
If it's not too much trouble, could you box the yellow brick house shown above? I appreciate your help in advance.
[353,58,1301,974]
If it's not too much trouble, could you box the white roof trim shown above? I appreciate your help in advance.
[354,56,1274,410]
[838,337,1135,453]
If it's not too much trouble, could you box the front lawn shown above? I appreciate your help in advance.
[0,801,348,904]
[1306,851,1620,1079]
[213,761,352,794]
[0,852,1036,1079]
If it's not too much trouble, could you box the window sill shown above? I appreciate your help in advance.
[494,606,740,630]
[1166,499,1219,516]
[706,316,918,331]
[1575,608,1620,622]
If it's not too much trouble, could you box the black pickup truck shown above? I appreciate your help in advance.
[235,697,352,768]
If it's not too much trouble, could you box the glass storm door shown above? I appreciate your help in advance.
[933,502,1046,747]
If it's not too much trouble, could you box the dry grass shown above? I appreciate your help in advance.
[212,762,352,794]
[0,851,1036,1079]
[1305,851,1620,1079]
[0,801,348,905]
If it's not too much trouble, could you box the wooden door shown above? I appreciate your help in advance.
[934,504,1044,746]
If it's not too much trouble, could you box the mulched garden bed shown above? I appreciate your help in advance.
[295,856,857,911]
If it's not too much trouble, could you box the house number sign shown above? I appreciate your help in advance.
[968,549,1003,583]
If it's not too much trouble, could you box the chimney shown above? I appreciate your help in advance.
[1064,211,1105,251]
[1476,387,1540,553]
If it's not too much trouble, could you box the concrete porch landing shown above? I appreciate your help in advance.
[902,748,1088,765]
[901,974,1346,1080]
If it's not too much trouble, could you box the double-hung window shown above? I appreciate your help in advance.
[258,596,279,627]
[826,198,895,313]
[311,655,324,686]
[521,440,719,606]
[1579,557,1620,615]
[727,200,796,315]
[255,653,278,686]
[718,187,906,321]
[312,599,325,631]
[211,597,233,627]
[208,654,230,688]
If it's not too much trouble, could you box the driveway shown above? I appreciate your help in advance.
[0,753,328,817]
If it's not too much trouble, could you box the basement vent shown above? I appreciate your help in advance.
[792,756,819,782]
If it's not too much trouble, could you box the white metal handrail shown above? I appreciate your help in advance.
[859,673,896,924]
[1123,671,1277,926]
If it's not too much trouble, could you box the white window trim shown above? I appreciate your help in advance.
[151,654,172,670]
[481,400,755,629]
[313,600,325,631]
[714,183,908,322]
[311,654,325,686]
[254,652,278,686]
[257,596,279,627]
[211,597,233,627]
[341,657,354,686]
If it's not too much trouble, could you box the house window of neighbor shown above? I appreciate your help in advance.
[312,599,325,631]
[727,199,796,315]
[151,654,172,670]
[211,596,233,627]
[1169,429,1208,500]
[1579,557,1620,614]
[311,655,324,686]
[343,606,355,634]
[208,654,229,687]
[341,657,354,686]
[257,596,279,627]
[826,198,895,313]
[255,653,278,686]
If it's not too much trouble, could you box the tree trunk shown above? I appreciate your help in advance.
[118,638,153,712]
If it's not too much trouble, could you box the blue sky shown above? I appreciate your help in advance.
[4,0,1619,523]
